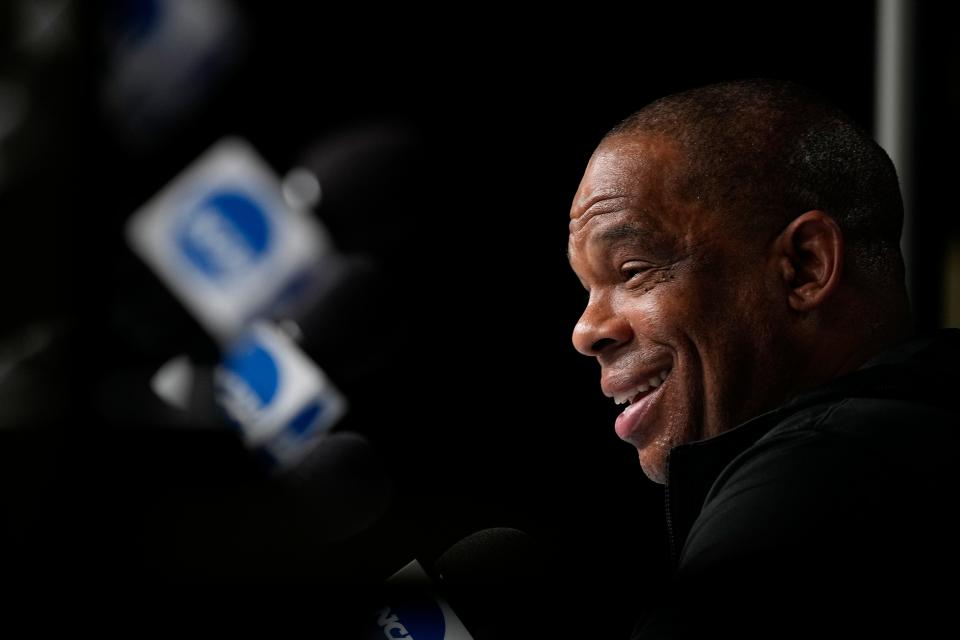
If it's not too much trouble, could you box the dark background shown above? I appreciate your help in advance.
[1,0,956,630]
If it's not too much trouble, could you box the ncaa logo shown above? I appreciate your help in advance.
[215,339,280,428]
[374,596,445,640]
[177,190,272,282]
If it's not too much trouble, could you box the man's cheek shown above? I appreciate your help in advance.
[626,294,672,330]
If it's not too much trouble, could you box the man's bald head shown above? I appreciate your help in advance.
[603,79,905,284]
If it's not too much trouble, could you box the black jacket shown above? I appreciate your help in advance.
[633,329,960,639]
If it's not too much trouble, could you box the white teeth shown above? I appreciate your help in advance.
[610,369,671,407]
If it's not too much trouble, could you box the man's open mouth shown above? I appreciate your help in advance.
[612,367,672,407]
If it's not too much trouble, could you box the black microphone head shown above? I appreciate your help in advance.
[278,430,394,542]
[432,528,552,640]
[434,527,542,585]
[282,252,389,386]
[297,122,427,258]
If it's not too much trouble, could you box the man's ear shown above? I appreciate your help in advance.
[774,210,844,312]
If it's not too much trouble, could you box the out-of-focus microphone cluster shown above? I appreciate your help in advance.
[125,136,347,470]
[0,3,663,633]
[0,0,443,588]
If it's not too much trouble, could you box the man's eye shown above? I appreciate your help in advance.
[621,264,649,281]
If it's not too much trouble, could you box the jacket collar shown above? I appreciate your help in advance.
[663,328,958,563]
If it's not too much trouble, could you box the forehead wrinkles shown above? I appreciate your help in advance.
[571,137,689,232]
[569,196,632,236]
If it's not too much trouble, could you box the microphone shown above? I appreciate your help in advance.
[122,124,427,419]
[433,528,551,640]
[131,252,381,433]
[361,528,551,640]
[214,320,347,471]
[125,136,335,347]
[123,137,360,469]
[100,0,248,150]
[292,121,427,259]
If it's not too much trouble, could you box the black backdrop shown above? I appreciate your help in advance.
[2,0,957,631]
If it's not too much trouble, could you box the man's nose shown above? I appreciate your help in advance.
[572,294,632,357]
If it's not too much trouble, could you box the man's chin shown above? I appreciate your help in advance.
[638,448,668,485]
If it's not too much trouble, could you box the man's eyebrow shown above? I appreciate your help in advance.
[594,222,670,255]
[567,221,664,263]
[594,222,647,246]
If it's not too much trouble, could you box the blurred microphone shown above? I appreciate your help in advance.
[213,320,347,470]
[361,528,551,640]
[144,252,382,430]
[121,127,426,475]
[124,136,355,468]
[100,0,248,150]
[294,122,427,258]
[125,136,334,347]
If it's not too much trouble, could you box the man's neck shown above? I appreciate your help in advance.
[815,312,913,388]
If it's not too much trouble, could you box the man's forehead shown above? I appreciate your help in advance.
[570,136,681,232]
[570,136,676,219]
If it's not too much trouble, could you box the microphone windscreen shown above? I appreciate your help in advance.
[433,528,550,640]
[434,527,543,585]
[288,252,389,385]
[296,123,427,257]
[280,430,393,540]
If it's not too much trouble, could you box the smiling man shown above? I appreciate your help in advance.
[568,80,958,637]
